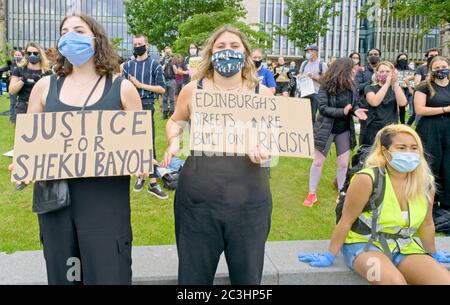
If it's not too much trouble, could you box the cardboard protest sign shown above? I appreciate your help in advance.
[398,70,415,88]
[297,76,316,97]
[190,89,314,158]
[188,56,202,70]
[12,110,153,182]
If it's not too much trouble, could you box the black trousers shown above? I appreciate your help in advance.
[174,157,272,285]
[417,115,450,208]
[142,101,157,178]
[37,177,132,285]
[399,106,406,124]
[361,122,389,146]
[358,119,367,145]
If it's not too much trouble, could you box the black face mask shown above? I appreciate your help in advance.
[133,45,147,57]
[368,56,380,66]
[28,54,40,64]
[254,60,262,69]
[398,59,408,70]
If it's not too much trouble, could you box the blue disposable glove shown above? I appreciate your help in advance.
[431,251,450,263]
[298,251,336,267]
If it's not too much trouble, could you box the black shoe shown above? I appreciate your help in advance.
[162,111,168,119]
[16,182,27,191]
[147,183,168,199]
[133,177,145,192]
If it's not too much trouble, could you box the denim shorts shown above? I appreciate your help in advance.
[341,243,407,270]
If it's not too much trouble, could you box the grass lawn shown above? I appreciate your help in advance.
[0,94,341,253]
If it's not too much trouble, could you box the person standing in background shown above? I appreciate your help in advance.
[354,48,382,144]
[414,56,450,224]
[298,45,328,124]
[274,56,290,96]
[349,52,362,81]
[123,34,168,200]
[362,61,407,146]
[161,46,177,119]
[251,48,276,94]
[9,42,53,117]
[395,53,414,125]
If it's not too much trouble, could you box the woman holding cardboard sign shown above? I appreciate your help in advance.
[161,25,273,285]
[20,14,142,285]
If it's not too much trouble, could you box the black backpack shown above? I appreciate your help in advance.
[335,145,386,235]
[162,171,180,190]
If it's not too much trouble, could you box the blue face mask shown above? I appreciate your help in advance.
[211,49,245,77]
[387,151,421,173]
[305,53,312,60]
[58,31,95,67]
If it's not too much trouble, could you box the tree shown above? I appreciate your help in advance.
[361,0,450,35]
[172,7,272,55]
[110,37,126,52]
[124,0,245,50]
[282,0,340,50]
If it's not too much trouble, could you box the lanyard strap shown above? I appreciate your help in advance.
[81,76,103,111]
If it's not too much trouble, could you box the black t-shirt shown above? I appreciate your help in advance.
[416,82,450,111]
[414,64,428,82]
[364,84,398,127]
[12,67,52,104]
[332,90,352,135]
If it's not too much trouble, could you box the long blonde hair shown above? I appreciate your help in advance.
[372,61,395,85]
[420,56,449,98]
[193,25,260,88]
[19,42,50,73]
[365,124,435,203]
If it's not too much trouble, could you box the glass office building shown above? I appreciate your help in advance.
[5,0,440,62]
[5,0,158,58]
[254,0,439,63]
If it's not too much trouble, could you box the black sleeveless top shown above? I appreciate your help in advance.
[175,79,271,206]
[45,74,123,112]
[43,74,130,205]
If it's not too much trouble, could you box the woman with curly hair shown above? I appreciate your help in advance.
[24,14,142,285]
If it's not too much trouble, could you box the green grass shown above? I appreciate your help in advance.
[0,94,340,253]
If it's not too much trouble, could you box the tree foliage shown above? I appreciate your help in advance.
[360,0,450,36]
[282,0,340,51]
[124,0,245,50]
[172,7,272,55]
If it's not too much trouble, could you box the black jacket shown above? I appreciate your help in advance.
[313,88,357,153]
[354,65,374,109]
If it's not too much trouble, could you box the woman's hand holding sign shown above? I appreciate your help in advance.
[248,144,270,165]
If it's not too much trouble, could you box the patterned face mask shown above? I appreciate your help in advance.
[432,69,449,80]
[211,49,245,77]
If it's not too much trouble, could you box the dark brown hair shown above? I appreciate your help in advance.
[320,58,355,96]
[55,14,119,76]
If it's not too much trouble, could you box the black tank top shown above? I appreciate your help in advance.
[44,74,124,112]
[43,74,130,201]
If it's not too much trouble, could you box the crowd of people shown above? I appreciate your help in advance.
[1,12,450,285]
